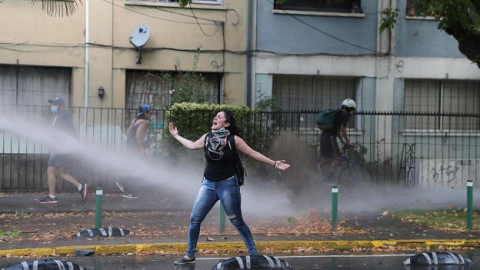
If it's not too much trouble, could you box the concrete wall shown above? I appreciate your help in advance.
[256,1,378,55]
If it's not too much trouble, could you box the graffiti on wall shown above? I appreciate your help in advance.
[419,160,479,189]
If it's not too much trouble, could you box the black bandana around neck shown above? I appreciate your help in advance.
[211,127,230,138]
[207,128,230,160]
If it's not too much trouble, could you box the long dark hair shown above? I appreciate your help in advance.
[221,110,241,136]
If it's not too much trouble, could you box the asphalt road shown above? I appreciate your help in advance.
[1,252,479,270]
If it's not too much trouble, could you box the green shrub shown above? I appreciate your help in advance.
[163,102,251,164]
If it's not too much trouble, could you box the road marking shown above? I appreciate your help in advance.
[196,254,415,261]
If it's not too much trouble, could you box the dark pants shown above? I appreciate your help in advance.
[320,133,340,161]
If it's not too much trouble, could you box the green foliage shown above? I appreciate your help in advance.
[379,8,400,34]
[144,48,213,109]
[163,103,278,179]
[164,103,250,162]
[415,0,480,68]
[287,216,297,224]
[0,229,19,239]
[346,143,369,163]
[179,0,192,7]
[166,102,250,140]
[416,0,480,36]
[393,208,480,231]
[378,1,480,68]
[250,96,281,155]
[254,97,282,113]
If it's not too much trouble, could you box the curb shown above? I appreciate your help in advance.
[1,239,479,257]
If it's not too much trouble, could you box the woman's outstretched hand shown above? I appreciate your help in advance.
[168,122,178,137]
[275,160,290,170]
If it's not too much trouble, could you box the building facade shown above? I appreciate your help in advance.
[253,0,480,186]
[0,0,479,189]
[0,0,249,109]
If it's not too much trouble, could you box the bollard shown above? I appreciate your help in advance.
[331,185,338,231]
[220,203,226,234]
[95,187,103,228]
[467,180,473,229]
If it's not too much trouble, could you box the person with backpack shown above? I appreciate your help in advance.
[168,110,290,265]
[319,99,356,179]
[39,97,88,204]
[116,104,152,199]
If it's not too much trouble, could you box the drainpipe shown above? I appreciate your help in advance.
[375,0,396,164]
[246,0,254,107]
[84,0,90,112]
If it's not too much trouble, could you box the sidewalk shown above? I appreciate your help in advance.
[1,192,479,257]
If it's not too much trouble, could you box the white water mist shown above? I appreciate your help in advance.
[1,113,478,220]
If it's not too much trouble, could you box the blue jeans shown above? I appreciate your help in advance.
[186,176,258,257]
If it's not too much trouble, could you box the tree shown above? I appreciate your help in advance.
[179,0,192,7]
[380,0,480,68]
[416,0,480,68]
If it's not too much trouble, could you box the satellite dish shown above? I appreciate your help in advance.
[129,24,150,64]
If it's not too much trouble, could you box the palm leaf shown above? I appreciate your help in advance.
[31,0,82,17]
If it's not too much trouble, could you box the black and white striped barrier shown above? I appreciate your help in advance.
[404,252,472,266]
[212,255,292,270]
[1,259,84,270]
[74,227,130,238]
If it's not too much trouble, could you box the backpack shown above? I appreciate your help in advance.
[315,109,340,130]
[205,133,246,186]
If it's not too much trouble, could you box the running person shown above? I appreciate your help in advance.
[39,97,87,204]
[116,104,152,198]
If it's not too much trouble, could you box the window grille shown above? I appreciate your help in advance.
[274,0,361,13]
[404,79,480,131]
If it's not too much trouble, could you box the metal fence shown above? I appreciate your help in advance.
[1,106,479,192]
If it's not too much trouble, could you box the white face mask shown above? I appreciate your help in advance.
[50,106,58,114]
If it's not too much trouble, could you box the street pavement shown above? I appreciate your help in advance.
[0,190,479,258]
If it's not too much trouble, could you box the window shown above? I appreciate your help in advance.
[406,0,439,17]
[274,0,361,13]
[0,65,71,107]
[404,79,480,131]
[273,75,357,111]
[126,70,221,109]
[272,75,359,130]
[146,0,222,5]
[192,0,222,4]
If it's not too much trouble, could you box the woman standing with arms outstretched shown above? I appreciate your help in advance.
[169,110,290,265]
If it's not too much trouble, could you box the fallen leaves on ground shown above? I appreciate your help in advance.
[0,209,362,244]
[395,209,480,232]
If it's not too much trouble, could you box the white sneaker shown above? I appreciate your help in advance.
[122,193,138,199]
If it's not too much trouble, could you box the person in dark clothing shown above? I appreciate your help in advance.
[116,104,152,199]
[39,97,87,204]
[320,98,357,179]
[320,98,357,180]
[168,110,290,265]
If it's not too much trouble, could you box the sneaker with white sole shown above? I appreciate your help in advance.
[122,193,138,199]
[174,256,196,265]
[79,183,88,202]
[39,196,57,204]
